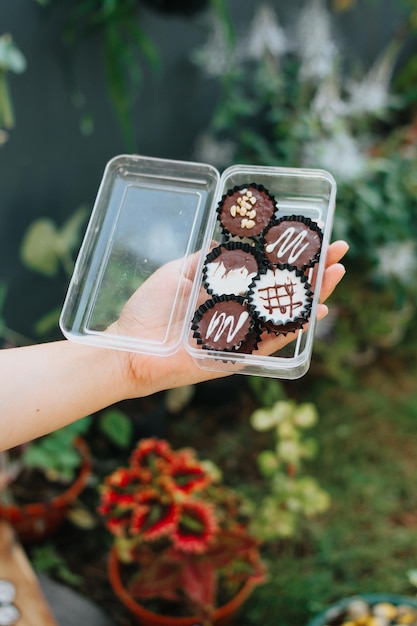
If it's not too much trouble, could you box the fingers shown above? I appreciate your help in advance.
[320,262,346,303]
[325,240,349,266]
[320,240,348,303]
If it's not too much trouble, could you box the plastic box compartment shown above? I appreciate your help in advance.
[60,154,336,379]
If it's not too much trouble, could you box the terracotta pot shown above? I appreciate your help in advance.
[0,437,92,545]
[108,546,256,626]
[306,593,417,626]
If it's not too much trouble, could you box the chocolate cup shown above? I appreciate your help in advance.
[248,263,313,333]
[191,295,255,352]
[202,241,265,297]
[262,214,323,271]
[217,183,278,238]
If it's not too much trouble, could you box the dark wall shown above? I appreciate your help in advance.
[0,0,409,337]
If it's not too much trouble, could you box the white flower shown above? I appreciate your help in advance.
[243,4,288,61]
[191,15,234,78]
[311,72,348,128]
[302,129,369,182]
[193,133,236,169]
[374,241,417,284]
[345,42,400,116]
[294,0,338,82]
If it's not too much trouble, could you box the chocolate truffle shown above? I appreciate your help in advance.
[217,183,277,238]
[248,265,313,333]
[203,242,260,297]
[234,320,262,354]
[263,215,322,271]
[192,295,253,352]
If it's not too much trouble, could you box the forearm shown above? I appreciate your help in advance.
[0,340,126,451]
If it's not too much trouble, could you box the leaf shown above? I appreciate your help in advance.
[0,34,27,73]
[128,559,181,602]
[257,450,279,478]
[250,408,276,431]
[56,206,88,255]
[67,505,96,529]
[293,403,318,429]
[408,569,417,589]
[180,559,216,611]
[20,218,60,276]
[0,72,15,129]
[99,409,133,448]
[20,208,88,277]
[125,20,160,72]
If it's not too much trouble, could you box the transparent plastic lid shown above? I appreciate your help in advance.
[60,155,220,356]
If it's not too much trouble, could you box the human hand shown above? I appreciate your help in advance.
[113,240,349,398]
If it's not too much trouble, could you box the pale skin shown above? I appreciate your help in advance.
[0,240,348,451]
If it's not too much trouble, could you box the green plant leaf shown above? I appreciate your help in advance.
[99,408,133,448]
[20,207,88,277]
[33,306,61,337]
[0,34,27,73]
[257,450,279,478]
[56,206,88,256]
[20,218,60,276]
[294,403,318,429]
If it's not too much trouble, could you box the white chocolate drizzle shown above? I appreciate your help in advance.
[265,227,310,264]
[251,267,310,324]
[205,309,249,343]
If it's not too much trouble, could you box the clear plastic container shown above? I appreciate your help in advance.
[60,154,336,379]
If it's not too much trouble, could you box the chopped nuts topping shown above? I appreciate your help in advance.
[228,188,258,230]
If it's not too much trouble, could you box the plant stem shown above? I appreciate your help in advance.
[0,71,14,129]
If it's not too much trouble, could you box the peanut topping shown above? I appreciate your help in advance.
[228,188,259,231]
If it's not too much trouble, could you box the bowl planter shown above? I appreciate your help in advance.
[108,545,256,626]
[306,593,417,626]
[0,437,92,545]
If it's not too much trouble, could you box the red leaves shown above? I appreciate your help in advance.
[98,438,266,619]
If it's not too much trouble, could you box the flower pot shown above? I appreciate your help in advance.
[108,546,256,626]
[306,593,417,626]
[0,437,92,545]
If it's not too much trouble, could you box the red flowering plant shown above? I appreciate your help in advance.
[98,438,266,622]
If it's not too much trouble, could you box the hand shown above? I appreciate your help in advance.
[114,240,349,398]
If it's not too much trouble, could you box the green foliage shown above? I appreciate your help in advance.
[192,3,417,381]
[0,282,33,345]
[20,206,88,278]
[98,408,133,448]
[22,416,92,482]
[0,33,26,136]
[38,0,161,149]
[193,3,417,292]
[30,544,83,586]
[247,376,286,409]
[0,33,26,73]
[248,400,330,541]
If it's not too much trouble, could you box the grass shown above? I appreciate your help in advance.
[241,325,417,625]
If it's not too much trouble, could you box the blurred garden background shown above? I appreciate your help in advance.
[1,1,417,625]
